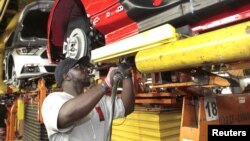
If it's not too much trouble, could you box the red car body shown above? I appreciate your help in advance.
[47,0,250,63]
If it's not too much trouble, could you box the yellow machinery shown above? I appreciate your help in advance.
[112,110,182,141]
[135,21,250,73]
[91,20,250,141]
[0,0,10,22]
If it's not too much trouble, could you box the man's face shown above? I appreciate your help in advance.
[68,63,91,87]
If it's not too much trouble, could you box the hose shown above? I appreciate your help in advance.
[106,73,123,141]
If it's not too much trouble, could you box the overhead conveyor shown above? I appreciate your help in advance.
[135,21,250,73]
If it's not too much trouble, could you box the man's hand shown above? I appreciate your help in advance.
[104,67,118,88]
[104,66,132,88]
[118,63,132,79]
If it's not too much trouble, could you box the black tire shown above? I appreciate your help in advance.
[64,17,91,59]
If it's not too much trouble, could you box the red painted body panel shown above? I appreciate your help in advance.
[81,1,138,44]
[48,0,138,47]
[80,0,119,16]
[47,0,60,63]
[105,22,138,44]
[191,3,250,33]
[88,2,138,44]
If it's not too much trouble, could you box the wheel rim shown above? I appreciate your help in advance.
[64,28,87,59]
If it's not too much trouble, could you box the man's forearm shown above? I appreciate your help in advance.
[58,83,106,128]
[121,78,135,116]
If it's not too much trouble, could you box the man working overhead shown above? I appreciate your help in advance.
[42,57,135,141]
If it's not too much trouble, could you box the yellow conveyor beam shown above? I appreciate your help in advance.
[0,0,10,22]
[135,21,250,73]
[91,24,179,63]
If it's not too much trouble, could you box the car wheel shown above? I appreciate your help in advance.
[63,17,91,59]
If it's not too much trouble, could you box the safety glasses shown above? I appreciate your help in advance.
[71,63,85,70]
[70,63,92,74]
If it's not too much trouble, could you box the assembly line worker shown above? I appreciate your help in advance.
[42,57,135,141]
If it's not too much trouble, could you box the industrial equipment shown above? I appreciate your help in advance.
[1,0,250,141]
